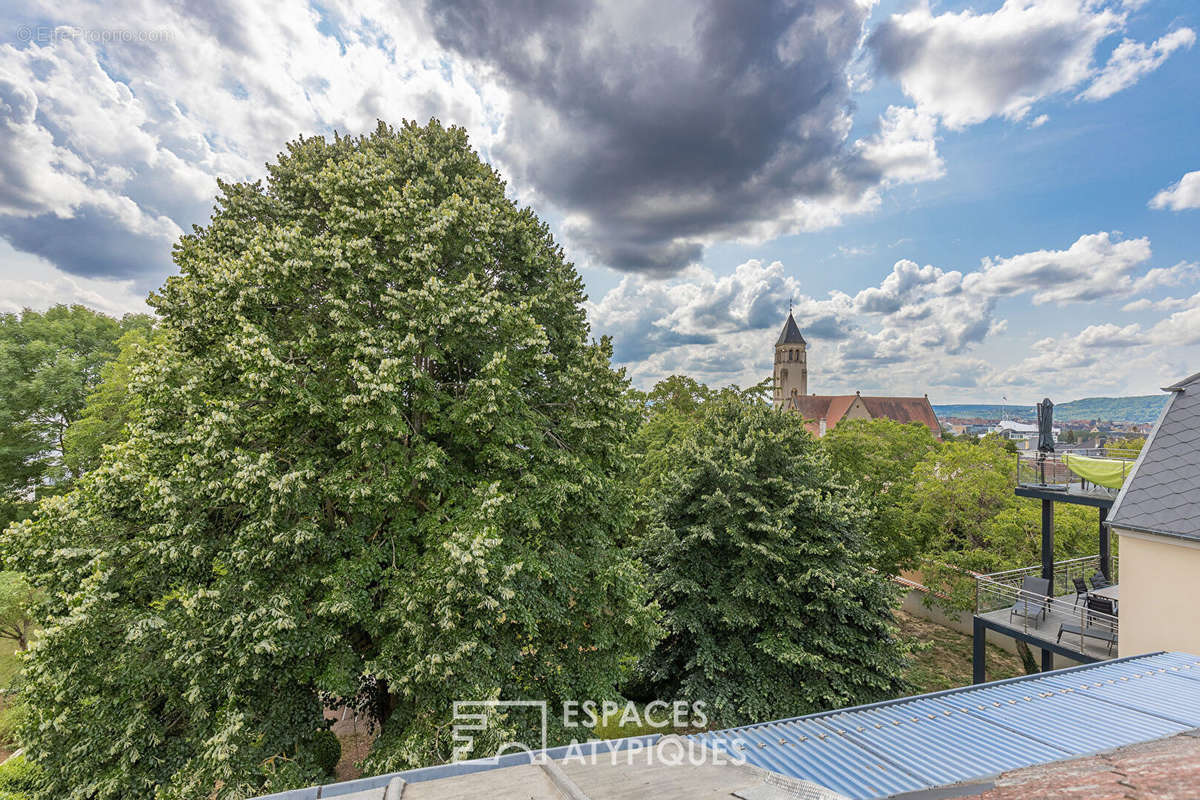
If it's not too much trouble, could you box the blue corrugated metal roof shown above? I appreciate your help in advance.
[690,651,1200,799]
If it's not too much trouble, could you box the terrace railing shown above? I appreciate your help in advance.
[975,554,1118,605]
[975,555,1119,654]
[1015,447,1140,494]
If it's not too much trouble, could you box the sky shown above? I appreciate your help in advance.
[0,0,1198,403]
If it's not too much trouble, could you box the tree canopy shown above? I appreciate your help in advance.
[634,394,909,726]
[61,326,158,476]
[821,418,939,574]
[904,439,1101,609]
[2,120,656,799]
[0,306,151,528]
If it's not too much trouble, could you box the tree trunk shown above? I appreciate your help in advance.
[1016,641,1039,674]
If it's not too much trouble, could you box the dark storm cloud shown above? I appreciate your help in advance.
[427,0,879,276]
[0,210,175,284]
[798,313,852,341]
[611,329,717,364]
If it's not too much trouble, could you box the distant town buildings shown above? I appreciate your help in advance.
[772,311,939,438]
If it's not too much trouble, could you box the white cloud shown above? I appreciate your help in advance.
[856,105,945,184]
[963,232,1192,305]
[1122,293,1200,313]
[0,239,150,316]
[1080,28,1196,101]
[869,0,1124,129]
[0,0,504,284]
[869,1,1190,131]
[591,232,1199,398]
[1149,170,1200,211]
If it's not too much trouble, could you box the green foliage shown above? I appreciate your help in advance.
[0,697,26,752]
[0,754,41,799]
[906,440,1099,609]
[0,306,151,528]
[1105,436,1145,456]
[821,419,939,573]
[0,573,36,651]
[2,120,656,799]
[311,729,341,776]
[635,396,910,727]
[978,432,1018,454]
[628,376,769,504]
[62,327,157,475]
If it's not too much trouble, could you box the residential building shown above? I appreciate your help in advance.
[1106,371,1200,656]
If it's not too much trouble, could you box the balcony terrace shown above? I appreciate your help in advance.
[974,556,1120,666]
[1013,447,1140,507]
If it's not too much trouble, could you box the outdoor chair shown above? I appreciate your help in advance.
[1071,576,1089,610]
[1057,595,1118,655]
[1009,576,1051,627]
[1089,572,1111,590]
[1085,595,1117,627]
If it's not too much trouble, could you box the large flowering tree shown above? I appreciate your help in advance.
[3,121,656,799]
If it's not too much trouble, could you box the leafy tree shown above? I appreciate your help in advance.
[0,306,151,527]
[908,440,1099,610]
[1105,435,1145,456]
[0,571,37,651]
[635,396,909,726]
[821,418,939,574]
[62,327,157,475]
[3,120,657,799]
[979,431,1018,454]
[627,376,768,503]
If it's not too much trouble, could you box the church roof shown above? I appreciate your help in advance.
[790,394,940,437]
[775,312,806,346]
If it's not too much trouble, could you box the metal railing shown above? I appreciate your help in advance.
[976,554,1118,601]
[1015,447,1139,493]
[975,555,1119,656]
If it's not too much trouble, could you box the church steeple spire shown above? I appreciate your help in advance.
[775,311,806,346]
[773,311,807,408]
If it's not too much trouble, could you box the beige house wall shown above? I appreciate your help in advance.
[1114,528,1200,657]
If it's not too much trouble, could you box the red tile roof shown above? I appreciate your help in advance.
[789,394,940,437]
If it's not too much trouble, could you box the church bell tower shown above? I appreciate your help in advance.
[773,311,807,409]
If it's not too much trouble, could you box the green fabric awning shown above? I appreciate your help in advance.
[1062,453,1134,489]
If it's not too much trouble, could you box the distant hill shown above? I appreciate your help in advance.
[933,395,1169,424]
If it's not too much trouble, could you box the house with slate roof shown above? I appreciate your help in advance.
[1107,370,1200,656]
[771,312,940,438]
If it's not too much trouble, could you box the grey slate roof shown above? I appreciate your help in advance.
[1109,371,1200,539]
[775,312,806,346]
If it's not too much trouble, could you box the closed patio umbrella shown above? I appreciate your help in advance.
[1037,398,1055,453]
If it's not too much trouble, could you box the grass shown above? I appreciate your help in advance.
[895,609,1027,694]
[0,640,19,690]
[0,639,23,758]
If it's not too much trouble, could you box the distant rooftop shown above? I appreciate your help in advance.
[1109,371,1200,539]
